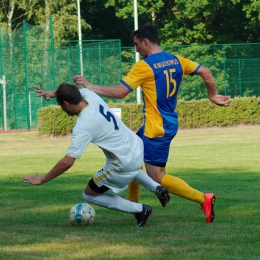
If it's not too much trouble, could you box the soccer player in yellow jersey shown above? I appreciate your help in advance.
[73,24,231,223]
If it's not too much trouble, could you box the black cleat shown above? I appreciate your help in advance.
[135,204,153,227]
[155,186,170,207]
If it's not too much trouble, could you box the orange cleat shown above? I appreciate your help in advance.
[201,193,216,223]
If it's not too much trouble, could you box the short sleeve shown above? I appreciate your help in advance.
[121,60,150,91]
[176,54,201,75]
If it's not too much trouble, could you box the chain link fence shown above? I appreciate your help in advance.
[0,17,121,130]
[1,17,260,130]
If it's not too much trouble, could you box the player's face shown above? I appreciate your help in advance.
[133,36,148,58]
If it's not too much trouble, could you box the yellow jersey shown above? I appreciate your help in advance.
[121,52,200,138]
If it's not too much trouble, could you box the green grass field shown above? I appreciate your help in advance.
[0,126,259,260]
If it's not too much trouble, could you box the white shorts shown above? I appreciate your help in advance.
[93,156,142,194]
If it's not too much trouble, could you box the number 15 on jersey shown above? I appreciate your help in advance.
[163,68,177,98]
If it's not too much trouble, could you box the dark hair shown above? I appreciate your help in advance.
[132,25,160,45]
[56,83,83,105]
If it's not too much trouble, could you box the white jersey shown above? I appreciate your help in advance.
[66,88,144,193]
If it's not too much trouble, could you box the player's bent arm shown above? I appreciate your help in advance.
[22,156,75,185]
[196,66,217,98]
[196,66,231,107]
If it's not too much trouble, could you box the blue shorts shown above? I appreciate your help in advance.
[137,126,176,167]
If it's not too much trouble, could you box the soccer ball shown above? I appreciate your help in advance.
[69,203,96,226]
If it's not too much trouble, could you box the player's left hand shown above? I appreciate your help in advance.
[22,172,44,185]
[210,94,231,107]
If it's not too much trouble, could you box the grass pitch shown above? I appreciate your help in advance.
[0,126,259,260]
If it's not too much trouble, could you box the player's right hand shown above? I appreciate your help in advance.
[210,94,231,107]
[34,86,52,101]
[22,172,44,185]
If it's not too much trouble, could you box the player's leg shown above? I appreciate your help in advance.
[82,178,152,227]
[145,162,204,203]
[142,134,205,203]
[145,163,215,222]
[143,135,216,222]
[125,126,145,203]
[125,179,141,202]
[134,168,170,206]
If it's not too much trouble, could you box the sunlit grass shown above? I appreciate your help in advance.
[0,126,260,259]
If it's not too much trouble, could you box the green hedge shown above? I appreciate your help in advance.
[178,97,260,128]
[38,106,77,136]
[37,97,260,136]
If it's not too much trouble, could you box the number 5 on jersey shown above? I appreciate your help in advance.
[99,104,119,130]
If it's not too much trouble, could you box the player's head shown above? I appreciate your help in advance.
[132,25,160,45]
[56,83,84,116]
[56,83,83,105]
[132,25,160,58]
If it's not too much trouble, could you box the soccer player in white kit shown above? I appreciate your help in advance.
[22,83,170,227]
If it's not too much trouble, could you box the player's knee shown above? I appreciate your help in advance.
[154,175,164,183]
[145,163,166,183]
[147,171,165,183]
[82,191,95,203]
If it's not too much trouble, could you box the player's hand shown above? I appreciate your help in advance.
[22,172,44,185]
[72,75,89,88]
[210,94,231,107]
[34,86,54,101]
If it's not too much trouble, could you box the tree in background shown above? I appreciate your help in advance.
[158,0,260,44]
[0,0,90,41]
[101,0,260,45]
[1,0,260,45]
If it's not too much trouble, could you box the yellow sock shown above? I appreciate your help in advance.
[161,174,205,204]
[126,180,140,202]
[125,165,144,202]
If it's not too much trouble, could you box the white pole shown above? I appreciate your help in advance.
[0,75,7,131]
[77,0,84,75]
[134,0,141,104]
[28,92,32,127]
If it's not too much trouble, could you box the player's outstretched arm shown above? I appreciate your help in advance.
[22,156,75,185]
[73,75,130,99]
[34,86,56,101]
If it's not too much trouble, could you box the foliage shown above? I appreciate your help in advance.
[2,1,260,46]
[80,0,260,46]
[178,97,260,128]
[37,105,77,136]
[80,0,134,46]
[0,0,90,41]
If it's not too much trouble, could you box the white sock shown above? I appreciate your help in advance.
[134,169,159,193]
[82,191,142,213]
